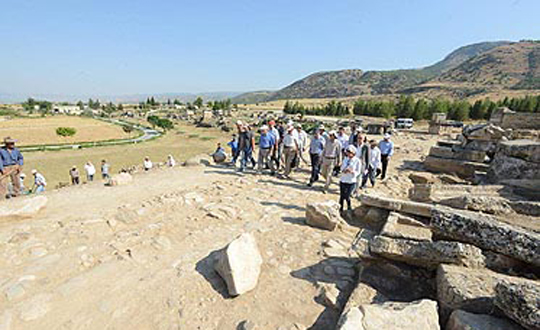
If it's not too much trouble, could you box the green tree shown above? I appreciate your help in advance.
[56,127,77,137]
[194,97,204,108]
[76,100,84,110]
[412,99,429,120]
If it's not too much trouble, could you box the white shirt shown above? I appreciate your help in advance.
[84,164,96,176]
[337,133,349,150]
[340,156,361,183]
[297,130,308,150]
[167,157,176,167]
[34,173,47,186]
[144,160,153,170]
[370,146,382,170]
[283,132,298,148]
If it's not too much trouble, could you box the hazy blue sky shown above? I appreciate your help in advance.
[0,0,538,96]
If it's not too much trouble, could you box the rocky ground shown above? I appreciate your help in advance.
[0,130,537,330]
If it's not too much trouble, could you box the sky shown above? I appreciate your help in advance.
[0,0,539,97]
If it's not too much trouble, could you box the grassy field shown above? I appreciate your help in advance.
[0,116,128,146]
[21,122,230,188]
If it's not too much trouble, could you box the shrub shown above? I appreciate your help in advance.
[56,127,77,137]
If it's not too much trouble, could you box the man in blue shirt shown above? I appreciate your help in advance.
[257,125,276,175]
[378,133,394,180]
[0,137,24,198]
[307,130,325,186]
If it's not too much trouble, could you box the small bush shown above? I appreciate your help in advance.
[56,127,77,137]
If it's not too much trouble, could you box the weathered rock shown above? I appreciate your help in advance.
[317,283,340,309]
[446,310,524,330]
[431,208,540,266]
[463,123,507,141]
[380,212,432,241]
[350,229,377,260]
[108,172,133,186]
[238,320,256,330]
[429,146,486,162]
[439,196,515,215]
[437,264,532,315]
[305,201,341,231]
[0,196,47,219]
[424,156,489,179]
[359,194,433,218]
[409,172,438,184]
[337,299,440,330]
[370,236,484,269]
[495,281,540,330]
[488,154,540,182]
[183,154,211,167]
[214,233,263,296]
[498,139,540,163]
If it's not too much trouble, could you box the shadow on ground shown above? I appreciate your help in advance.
[195,249,232,299]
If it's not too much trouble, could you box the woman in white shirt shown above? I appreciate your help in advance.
[339,145,361,212]
[361,140,382,189]
[166,154,176,167]
[84,161,96,182]
[143,156,153,171]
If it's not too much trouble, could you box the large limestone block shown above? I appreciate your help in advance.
[380,212,432,241]
[214,233,263,296]
[0,196,47,219]
[108,172,133,186]
[424,156,489,178]
[436,264,531,315]
[495,281,540,330]
[337,299,440,330]
[498,139,540,163]
[431,208,540,266]
[488,154,540,182]
[370,236,484,269]
[305,200,341,231]
[359,194,433,218]
[446,310,524,330]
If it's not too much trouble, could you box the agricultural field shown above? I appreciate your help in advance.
[0,116,128,146]
[21,122,230,188]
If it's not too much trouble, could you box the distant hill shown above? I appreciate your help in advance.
[238,41,525,103]
[230,91,275,104]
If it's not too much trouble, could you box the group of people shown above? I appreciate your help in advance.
[69,160,111,185]
[226,120,395,213]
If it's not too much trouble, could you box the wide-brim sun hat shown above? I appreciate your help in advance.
[3,137,17,144]
[329,130,337,137]
[318,125,325,130]
[31,169,37,174]
[347,145,357,154]
[384,133,391,139]
[260,125,269,131]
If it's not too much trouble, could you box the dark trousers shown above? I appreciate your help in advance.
[72,177,80,185]
[339,181,356,211]
[381,154,390,179]
[240,148,253,171]
[309,153,321,183]
[361,166,381,188]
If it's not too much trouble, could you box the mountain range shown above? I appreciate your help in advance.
[232,40,540,103]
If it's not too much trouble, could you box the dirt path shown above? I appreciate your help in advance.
[0,132,440,330]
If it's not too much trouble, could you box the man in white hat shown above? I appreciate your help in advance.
[0,137,24,198]
[319,130,341,193]
[281,124,299,178]
[339,145,361,212]
[378,133,394,180]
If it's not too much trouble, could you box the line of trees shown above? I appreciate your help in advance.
[147,115,174,131]
[283,95,540,121]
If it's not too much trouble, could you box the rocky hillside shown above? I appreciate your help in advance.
[234,41,540,103]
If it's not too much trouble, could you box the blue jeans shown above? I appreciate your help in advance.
[35,185,45,194]
[240,148,252,171]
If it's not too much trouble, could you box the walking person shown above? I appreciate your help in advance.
[70,166,80,185]
[361,140,382,189]
[307,129,325,187]
[281,124,299,179]
[379,133,394,180]
[101,160,111,179]
[31,169,47,194]
[268,120,280,172]
[354,134,370,196]
[0,137,24,199]
[246,125,257,168]
[257,125,276,175]
[339,145,361,213]
[143,156,153,171]
[295,124,309,168]
[84,161,96,182]
[320,131,341,193]
[237,124,255,173]
[227,134,239,166]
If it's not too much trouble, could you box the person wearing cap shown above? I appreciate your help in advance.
[0,137,24,198]
[70,166,80,185]
[281,124,299,178]
[257,125,276,174]
[295,124,309,168]
[227,134,239,165]
[318,124,329,139]
[84,161,96,182]
[320,131,341,193]
[339,145,361,213]
[307,129,325,187]
[143,156,153,171]
[101,159,111,179]
[354,134,370,196]
[31,169,47,194]
[379,133,394,180]
[337,126,349,151]
[361,140,382,189]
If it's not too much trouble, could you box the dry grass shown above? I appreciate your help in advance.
[0,116,127,146]
[21,122,230,188]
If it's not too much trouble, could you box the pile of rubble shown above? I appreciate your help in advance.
[331,193,540,330]
[424,123,508,180]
